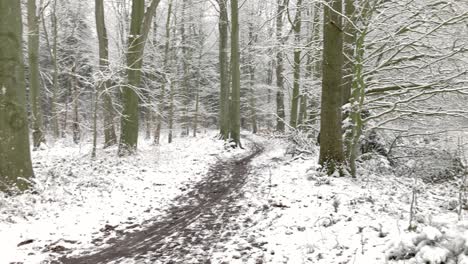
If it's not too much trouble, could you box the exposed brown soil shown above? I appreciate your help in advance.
[60,141,263,264]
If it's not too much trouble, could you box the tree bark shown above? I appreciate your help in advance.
[289,0,303,129]
[49,0,60,138]
[27,0,45,149]
[71,64,80,144]
[154,0,173,145]
[0,0,34,192]
[299,2,321,129]
[248,16,257,134]
[275,0,286,132]
[217,0,230,140]
[342,0,355,106]
[119,0,160,155]
[319,0,345,175]
[229,0,241,147]
[168,19,177,144]
[95,0,117,147]
[179,0,191,137]
[193,26,204,137]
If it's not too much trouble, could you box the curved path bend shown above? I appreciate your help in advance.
[61,140,264,264]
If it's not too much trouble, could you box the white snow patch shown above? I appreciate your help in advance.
[0,131,227,263]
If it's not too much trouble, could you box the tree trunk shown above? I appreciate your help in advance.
[299,2,321,129]
[119,0,160,155]
[319,0,345,175]
[248,17,257,134]
[71,65,80,144]
[91,86,98,158]
[289,0,303,129]
[27,0,45,149]
[0,0,34,192]
[95,0,117,148]
[309,2,322,128]
[229,0,241,147]
[347,2,372,178]
[297,94,307,127]
[342,0,355,106]
[275,0,286,132]
[193,26,204,137]
[179,0,191,137]
[168,21,177,144]
[154,0,173,145]
[218,0,230,140]
[49,0,60,138]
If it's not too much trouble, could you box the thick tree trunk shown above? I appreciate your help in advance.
[119,0,160,155]
[119,0,145,154]
[275,0,286,132]
[218,0,230,140]
[95,0,117,148]
[27,0,45,149]
[319,0,345,175]
[289,0,303,129]
[0,0,34,192]
[229,0,241,147]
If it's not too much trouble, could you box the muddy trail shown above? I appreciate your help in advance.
[61,141,264,264]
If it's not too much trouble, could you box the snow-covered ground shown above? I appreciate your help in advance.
[0,131,232,264]
[1,132,466,264]
[210,134,466,264]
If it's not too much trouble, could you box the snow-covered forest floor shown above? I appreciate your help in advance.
[0,131,242,263]
[1,131,466,264]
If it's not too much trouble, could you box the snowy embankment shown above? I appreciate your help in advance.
[0,131,229,264]
[210,134,465,264]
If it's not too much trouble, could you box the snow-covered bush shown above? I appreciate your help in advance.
[389,134,464,184]
[387,224,468,264]
[287,130,318,156]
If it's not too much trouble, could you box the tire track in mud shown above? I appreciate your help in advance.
[61,140,264,264]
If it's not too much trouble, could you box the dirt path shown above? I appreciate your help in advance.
[61,141,264,264]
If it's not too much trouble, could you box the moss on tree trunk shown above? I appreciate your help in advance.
[0,1,34,192]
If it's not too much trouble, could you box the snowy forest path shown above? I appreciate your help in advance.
[60,138,264,264]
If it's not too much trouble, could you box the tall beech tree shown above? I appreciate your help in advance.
[95,0,117,147]
[318,0,345,175]
[0,0,34,191]
[275,0,286,132]
[217,0,230,140]
[119,0,160,155]
[230,0,241,147]
[289,0,303,129]
[27,0,46,149]
[247,9,258,134]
